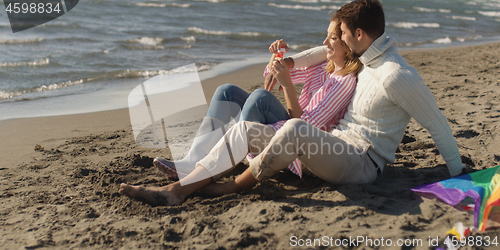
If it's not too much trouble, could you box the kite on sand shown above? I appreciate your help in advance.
[412,166,500,231]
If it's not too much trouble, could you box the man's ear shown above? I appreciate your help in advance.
[356,28,364,41]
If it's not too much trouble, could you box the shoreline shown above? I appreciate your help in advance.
[3,38,500,122]
[0,54,271,122]
[0,61,271,169]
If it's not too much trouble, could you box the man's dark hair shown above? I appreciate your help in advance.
[336,0,385,39]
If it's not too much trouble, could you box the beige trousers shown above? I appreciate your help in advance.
[196,119,378,185]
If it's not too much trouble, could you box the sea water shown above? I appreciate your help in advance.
[0,0,499,120]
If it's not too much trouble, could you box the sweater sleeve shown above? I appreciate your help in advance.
[300,74,356,130]
[289,46,328,68]
[384,69,465,177]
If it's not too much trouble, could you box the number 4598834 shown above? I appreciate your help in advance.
[444,235,498,247]
[5,2,61,14]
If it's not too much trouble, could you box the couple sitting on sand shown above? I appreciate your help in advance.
[120,0,465,206]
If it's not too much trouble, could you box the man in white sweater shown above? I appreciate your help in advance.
[270,0,465,179]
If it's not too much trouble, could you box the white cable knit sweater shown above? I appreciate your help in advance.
[290,34,465,176]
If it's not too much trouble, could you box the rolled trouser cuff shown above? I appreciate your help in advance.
[249,161,273,180]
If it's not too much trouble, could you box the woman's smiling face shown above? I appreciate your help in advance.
[323,20,347,68]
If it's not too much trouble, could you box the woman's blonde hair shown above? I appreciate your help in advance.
[324,16,363,76]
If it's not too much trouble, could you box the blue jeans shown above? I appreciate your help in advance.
[207,84,290,124]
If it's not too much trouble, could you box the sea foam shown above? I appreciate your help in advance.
[133,37,164,46]
[413,6,451,13]
[433,37,452,44]
[187,27,261,37]
[135,2,190,8]
[268,3,339,10]
[0,58,50,67]
[392,22,440,29]
[0,38,45,44]
[451,16,476,21]
[478,11,500,17]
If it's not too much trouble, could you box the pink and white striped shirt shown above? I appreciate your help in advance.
[247,62,357,177]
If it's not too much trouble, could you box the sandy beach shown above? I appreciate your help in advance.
[1,43,500,249]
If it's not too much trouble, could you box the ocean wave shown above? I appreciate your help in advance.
[391,22,440,29]
[268,3,340,10]
[133,37,165,46]
[288,44,315,51]
[0,79,83,101]
[413,6,451,13]
[187,27,262,37]
[194,0,226,3]
[136,3,166,7]
[131,36,196,45]
[123,44,192,50]
[288,0,320,3]
[135,2,190,8]
[0,38,45,44]
[478,11,500,17]
[123,36,195,50]
[432,37,452,44]
[451,15,476,21]
[180,36,196,43]
[401,36,468,47]
[0,58,50,67]
[0,90,20,100]
[123,37,165,49]
[400,32,483,48]
[122,45,166,50]
[0,64,215,100]
[484,3,500,8]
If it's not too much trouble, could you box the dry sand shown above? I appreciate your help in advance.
[1,43,500,249]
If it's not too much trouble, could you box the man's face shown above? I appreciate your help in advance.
[340,22,361,58]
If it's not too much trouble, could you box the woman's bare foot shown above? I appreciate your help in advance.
[119,167,220,205]
[119,183,184,206]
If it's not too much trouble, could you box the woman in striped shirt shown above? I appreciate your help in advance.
[120,16,363,205]
[248,38,362,177]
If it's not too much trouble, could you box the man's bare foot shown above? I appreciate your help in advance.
[119,183,184,206]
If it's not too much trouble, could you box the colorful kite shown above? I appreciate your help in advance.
[412,166,500,231]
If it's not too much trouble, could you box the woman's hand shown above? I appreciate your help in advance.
[271,57,302,118]
[268,39,294,69]
[265,39,293,91]
[269,39,290,54]
[264,74,278,92]
[270,57,293,90]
